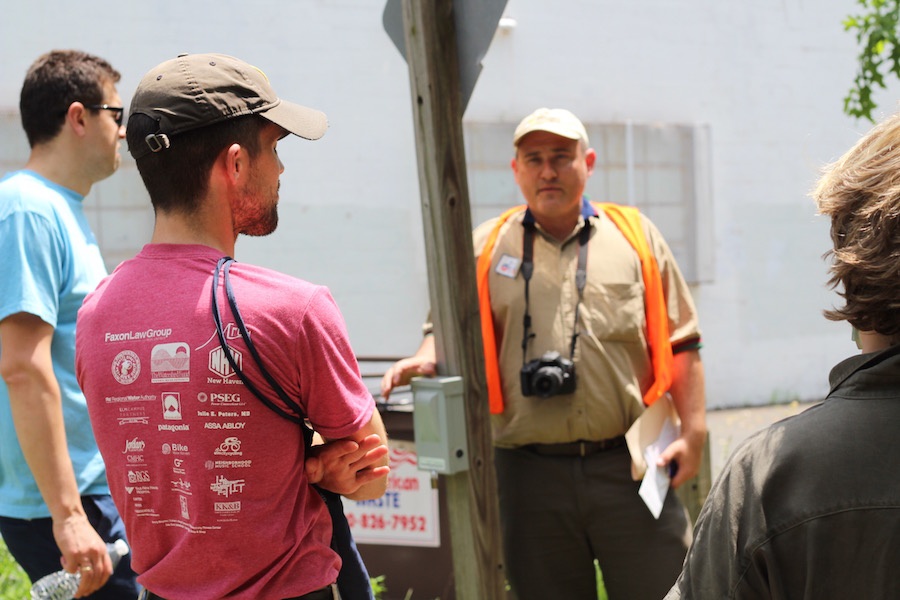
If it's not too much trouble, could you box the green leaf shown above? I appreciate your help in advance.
[844,0,900,121]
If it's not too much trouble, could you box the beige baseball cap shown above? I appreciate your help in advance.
[128,53,328,159]
[512,107,589,147]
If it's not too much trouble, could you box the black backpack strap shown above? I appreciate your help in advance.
[211,257,374,599]
[211,257,312,444]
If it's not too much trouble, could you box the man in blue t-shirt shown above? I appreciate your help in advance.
[0,50,138,599]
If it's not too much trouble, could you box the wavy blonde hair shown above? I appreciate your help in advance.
[813,113,900,337]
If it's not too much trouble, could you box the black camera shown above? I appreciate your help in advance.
[520,351,577,398]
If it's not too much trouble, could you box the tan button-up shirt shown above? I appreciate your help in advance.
[471,206,701,448]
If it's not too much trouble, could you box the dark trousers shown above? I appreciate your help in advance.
[0,494,140,599]
[495,445,690,600]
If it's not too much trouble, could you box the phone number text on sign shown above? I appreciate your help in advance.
[341,445,440,547]
[345,513,428,532]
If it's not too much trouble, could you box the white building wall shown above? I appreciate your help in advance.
[1,0,897,408]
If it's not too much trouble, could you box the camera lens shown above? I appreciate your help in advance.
[533,366,564,397]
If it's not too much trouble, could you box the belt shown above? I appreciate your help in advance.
[285,585,338,600]
[523,435,626,457]
[138,584,337,600]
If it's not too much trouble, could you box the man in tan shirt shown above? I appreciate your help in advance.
[383,108,706,600]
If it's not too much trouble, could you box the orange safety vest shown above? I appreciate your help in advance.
[476,202,674,415]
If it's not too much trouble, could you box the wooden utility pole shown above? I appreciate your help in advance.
[399,1,506,598]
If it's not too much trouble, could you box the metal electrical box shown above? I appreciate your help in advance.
[411,376,469,474]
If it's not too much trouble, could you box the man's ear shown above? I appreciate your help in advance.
[584,147,597,175]
[222,143,246,186]
[64,102,89,136]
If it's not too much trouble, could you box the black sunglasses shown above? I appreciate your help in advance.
[85,104,125,127]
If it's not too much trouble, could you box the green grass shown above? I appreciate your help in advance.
[596,560,609,600]
[0,535,30,600]
[370,574,386,599]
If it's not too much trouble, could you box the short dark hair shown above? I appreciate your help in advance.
[813,112,900,338]
[127,114,264,214]
[20,50,121,147]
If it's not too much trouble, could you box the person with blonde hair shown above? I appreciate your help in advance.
[665,114,900,599]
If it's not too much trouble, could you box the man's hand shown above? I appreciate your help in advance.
[656,432,705,489]
[54,514,113,598]
[305,434,390,497]
[380,357,436,400]
[1,313,113,596]
[380,335,437,400]
[661,349,707,489]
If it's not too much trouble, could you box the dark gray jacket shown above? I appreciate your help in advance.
[666,344,900,599]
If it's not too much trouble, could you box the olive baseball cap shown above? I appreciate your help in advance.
[128,53,327,159]
[512,107,589,147]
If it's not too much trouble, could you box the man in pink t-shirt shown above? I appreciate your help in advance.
[75,53,389,600]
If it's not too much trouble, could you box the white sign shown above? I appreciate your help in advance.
[341,442,440,547]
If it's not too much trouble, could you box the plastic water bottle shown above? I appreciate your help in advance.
[30,539,129,600]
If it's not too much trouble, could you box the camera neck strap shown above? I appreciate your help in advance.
[520,213,591,366]
[211,257,314,446]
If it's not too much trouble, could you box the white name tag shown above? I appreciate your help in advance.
[495,254,521,279]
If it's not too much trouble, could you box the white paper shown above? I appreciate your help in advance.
[638,416,680,519]
[625,394,680,481]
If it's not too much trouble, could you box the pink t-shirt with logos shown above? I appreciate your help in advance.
[76,244,374,599]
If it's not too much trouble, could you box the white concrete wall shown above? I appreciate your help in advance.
[2,0,897,408]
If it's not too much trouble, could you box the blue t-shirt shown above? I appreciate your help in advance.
[0,170,109,518]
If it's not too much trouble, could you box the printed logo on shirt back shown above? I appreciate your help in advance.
[151,342,191,383]
[112,350,141,385]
